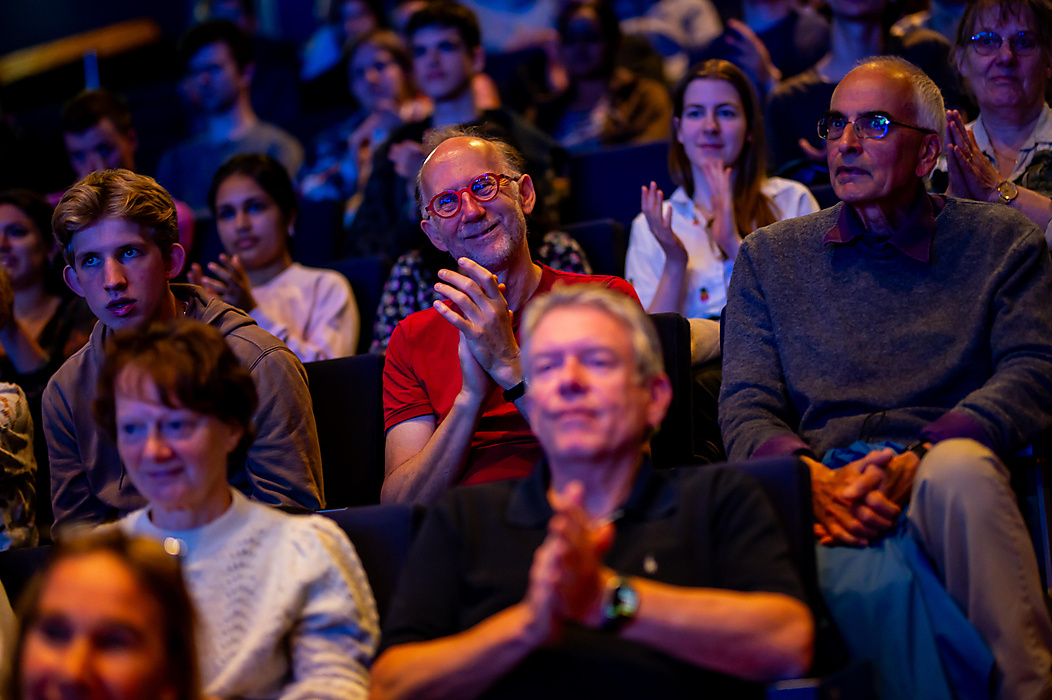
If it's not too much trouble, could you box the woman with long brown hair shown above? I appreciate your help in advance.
[626,59,819,318]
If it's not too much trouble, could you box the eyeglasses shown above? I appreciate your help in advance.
[817,112,936,141]
[969,30,1039,56]
[425,173,521,218]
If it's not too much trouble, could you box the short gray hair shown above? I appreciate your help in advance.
[415,126,527,217]
[521,284,664,385]
[854,56,946,143]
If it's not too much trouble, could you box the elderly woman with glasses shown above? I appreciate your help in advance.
[941,0,1052,242]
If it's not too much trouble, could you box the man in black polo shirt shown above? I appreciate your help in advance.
[372,285,813,700]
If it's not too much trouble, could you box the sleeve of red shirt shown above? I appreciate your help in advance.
[383,320,435,433]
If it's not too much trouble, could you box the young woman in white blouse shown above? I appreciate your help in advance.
[626,59,819,319]
[190,154,360,361]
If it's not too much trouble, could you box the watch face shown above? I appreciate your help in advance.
[998,180,1019,202]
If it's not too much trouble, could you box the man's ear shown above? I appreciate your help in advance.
[63,265,85,298]
[421,218,448,252]
[471,46,485,74]
[126,127,139,155]
[646,372,673,431]
[165,244,187,280]
[518,174,537,216]
[240,62,256,88]
[915,132,942,179]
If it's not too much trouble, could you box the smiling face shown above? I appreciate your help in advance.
[20,551,177,700]
[63,218,184,332]
[0,203,52,291]
[826,65,940,215]
[675,78,749,171]
[955,7,1051,117]
[349,43,407,112]
[64,118,138,180]
[214,173,292,272]
[524,306,669,468]
[419,137,535,272]
[114,365,240,526]
[410,26,480,103]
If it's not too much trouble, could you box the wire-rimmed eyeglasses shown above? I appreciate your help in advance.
[969,31,1039,56]
[817,112,936,141]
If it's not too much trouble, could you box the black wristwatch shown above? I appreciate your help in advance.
[502,380,527,403]
[600,575,639,633]
[905,441,929,459]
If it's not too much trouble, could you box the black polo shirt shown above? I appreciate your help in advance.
[381,459,806,699]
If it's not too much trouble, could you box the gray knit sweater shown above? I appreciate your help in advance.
[720,197,1052,461]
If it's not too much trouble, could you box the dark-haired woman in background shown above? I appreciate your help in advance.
[190,154,360,361]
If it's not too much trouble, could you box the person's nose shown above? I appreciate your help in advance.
[55,637,94,688]
[143,425,174,462]
[556,357,587,395]
[102,257,127,291]
[835,122,863,154]
[234,208,252,232]
[995,37,1019,64]
[85,152,107,174]
[703,111,720,134]
[0,232,10,251]
[459,191,486,221]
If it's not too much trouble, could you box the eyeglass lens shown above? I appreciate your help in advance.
[970,31,1038,56]
[431,174,502,217]
[818,115,890,140]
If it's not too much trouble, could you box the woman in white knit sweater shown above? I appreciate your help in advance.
[94,320,378,700]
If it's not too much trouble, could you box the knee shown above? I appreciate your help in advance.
[912,438,1009,507]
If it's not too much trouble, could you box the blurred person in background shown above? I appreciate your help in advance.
[192,154,360,361]
[299,29,431,224]
[532,0,672,153]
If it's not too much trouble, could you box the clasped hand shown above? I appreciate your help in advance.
[807,447,921,547]
[188,254,257,312]
[434,258,521,396]
[525,482,616,642]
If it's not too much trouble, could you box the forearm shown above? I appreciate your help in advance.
[371,603,543,700]
[382,394,485,504]
[1012,188,1052,234]
[621,579,813,681]
[645,252,688,314]
[0,320,49,375]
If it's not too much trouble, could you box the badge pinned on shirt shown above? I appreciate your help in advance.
[699,288,710,303]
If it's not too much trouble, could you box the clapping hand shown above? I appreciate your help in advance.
[188,254,257,312]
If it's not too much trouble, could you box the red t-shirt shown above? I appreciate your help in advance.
[383,265,640,485]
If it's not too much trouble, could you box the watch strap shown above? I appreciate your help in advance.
[502,380,527,403]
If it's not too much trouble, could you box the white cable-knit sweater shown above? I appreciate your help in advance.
[120,490,378,700]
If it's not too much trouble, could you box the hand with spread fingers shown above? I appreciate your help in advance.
[700,158,740,261]
[945,109,1002,202]
[641,181,687,263]
[188,253,258,312]
[432,257,522,391]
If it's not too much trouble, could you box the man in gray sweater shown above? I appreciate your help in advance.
[721,56,1052,699]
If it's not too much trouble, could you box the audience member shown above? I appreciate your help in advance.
[0,382,36,549]
[301,0,383,83]
[374,284,813,700]
[382,130,638,504]
[156,20,304,217]
[890,0,966,44]
[59,89,195,251]
[44,169,323,530]
[299,29,431,220]
[0,191,95,534]
[937,0,1052,242]
[627,59,817,320]
[97,320,377,699]
[457,0,559,55]
[346,0,562,261]
[9,529,201,700]
[190,154,360,361]
[532,1,672,153]
[766,0,967,183]
[720,56,1052,698]
[198,0,303,131]
[738,0,829,80]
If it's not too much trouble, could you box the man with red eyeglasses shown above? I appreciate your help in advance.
[381,129,638,505]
